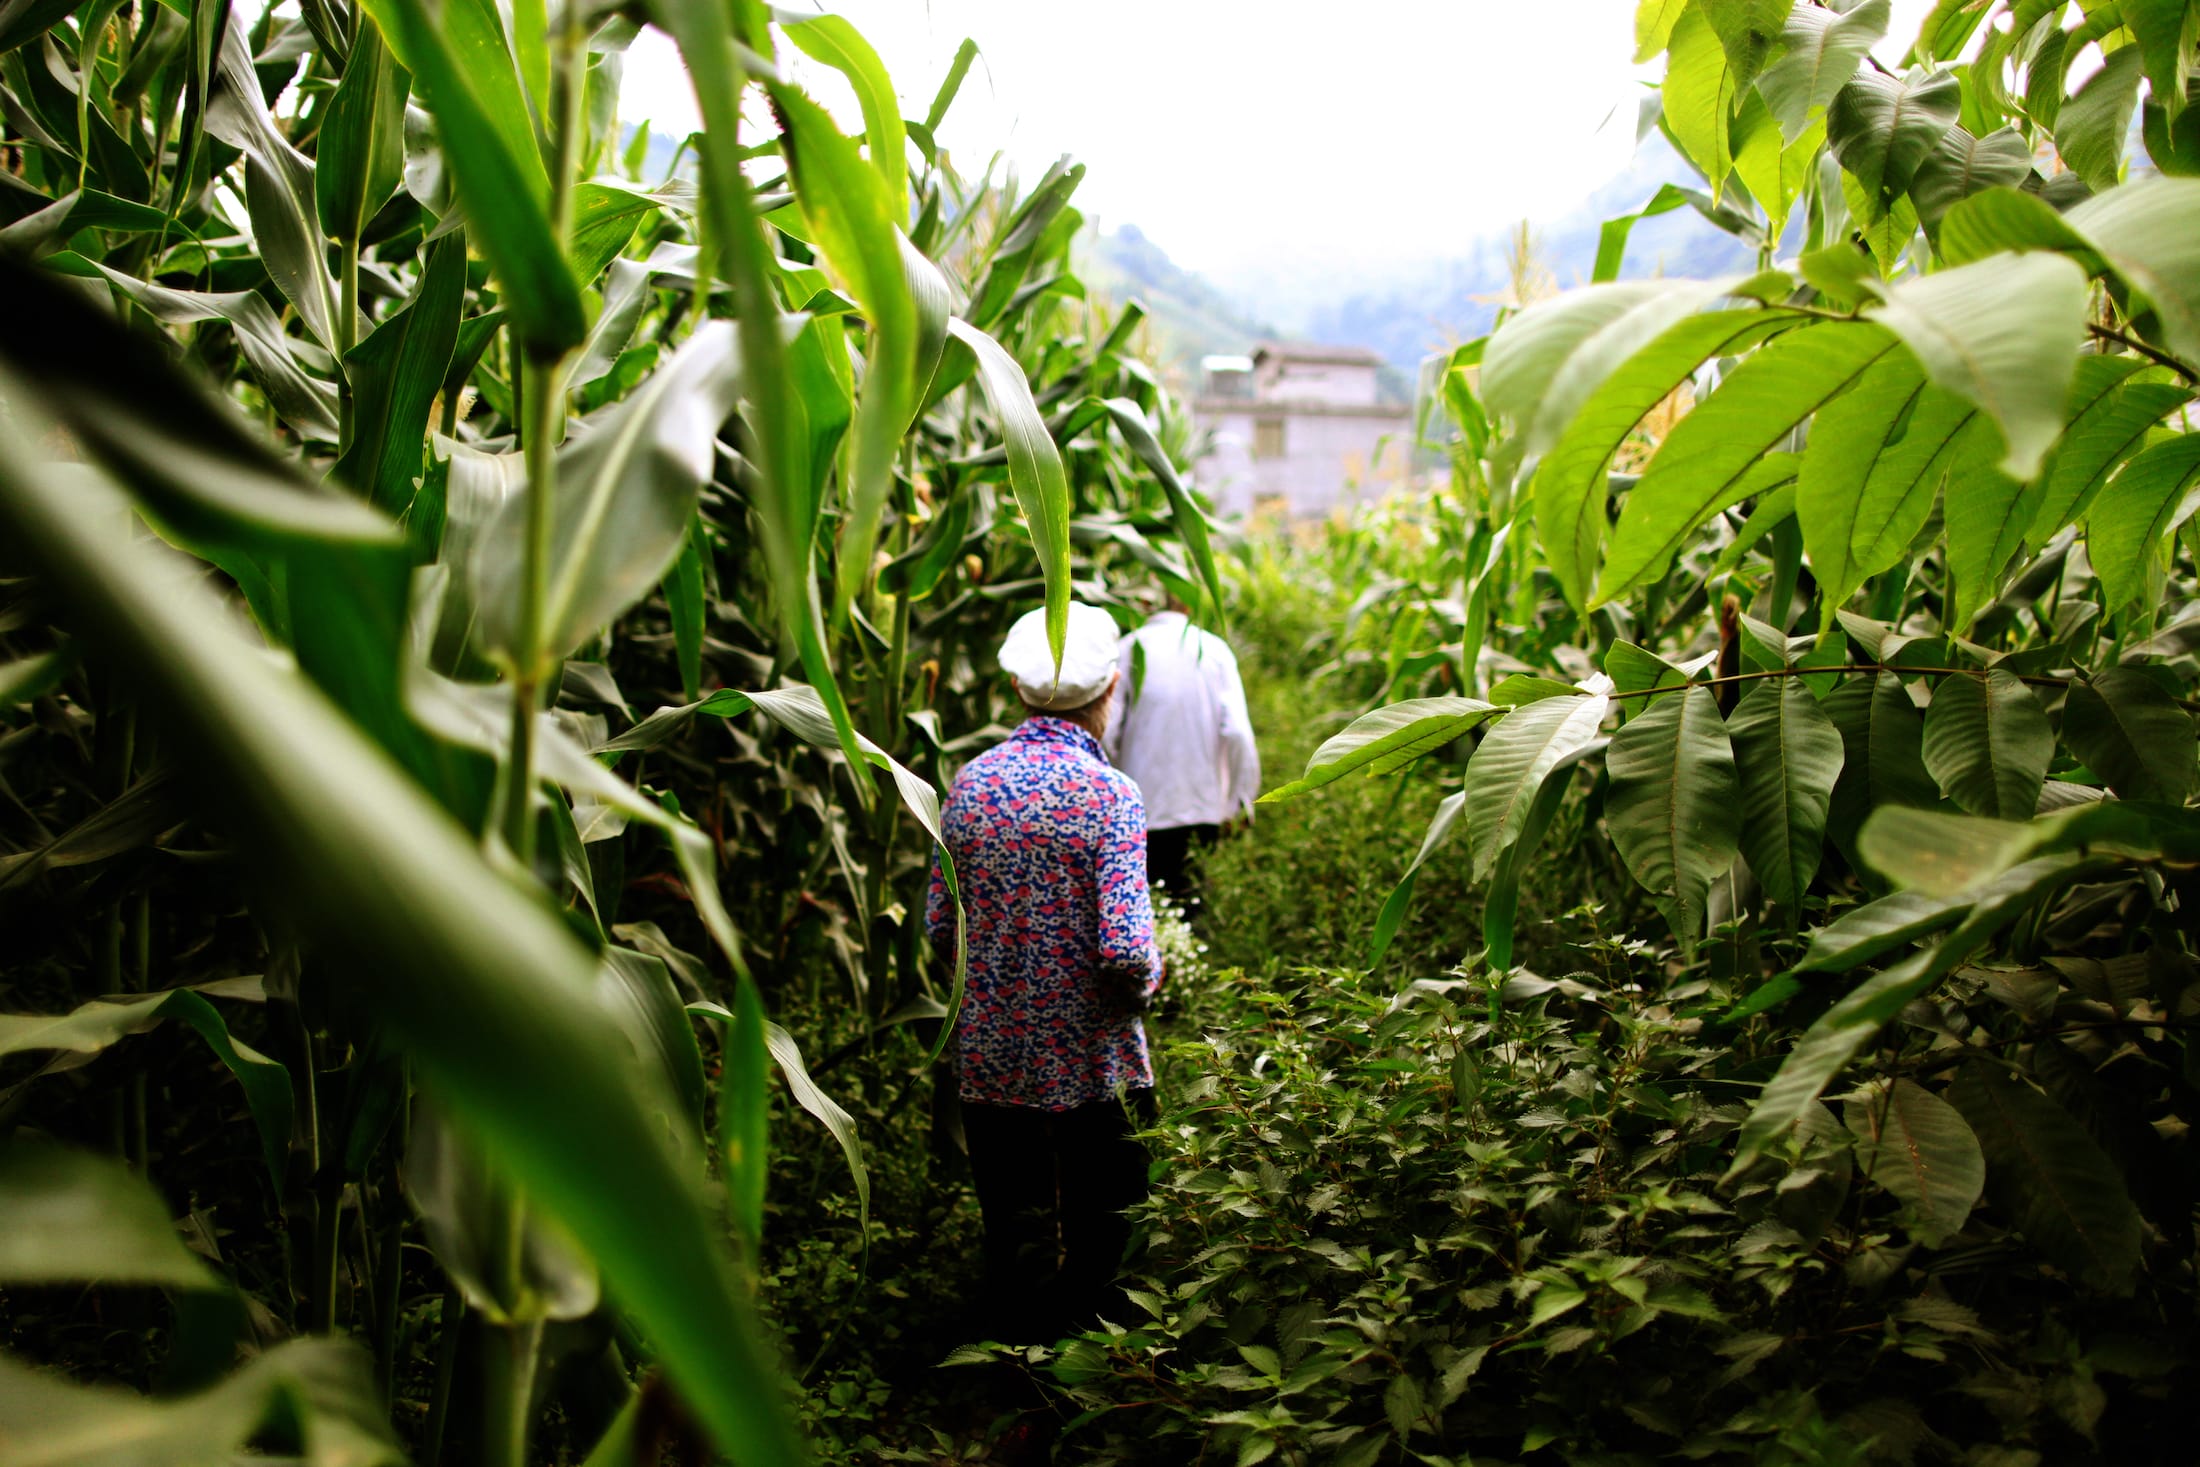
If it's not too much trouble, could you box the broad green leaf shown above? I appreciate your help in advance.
[2061,667,2200,803]
[1797,353,1976,622]
[2028,361,2185,546]
[1600,322,1897,604]
[1824,671,1936,853]
[782,13,907,215]
[1758,0,1888,137]
[1605,640,1708,719]
[947,317,1072,666]
[2125,0,2197,117]
[923,36,979,131]
[1940,416,2043,628]
[405,1106,601,1321]
[363,0,582,356]
[0,1337,404,1467]
[1921,668,2052,819]
[474,323,742,664]
[1701,0,1795,94]
[62,256,341,442]
[0,1142,220,1290]
[2055,42,2145,192]
[1635,0,1689,61]
[1937,184,2098,267]
[1948,1063,2143,1293]
[1909,124,2033,230]
[334,232,464,513]
[207,25,338,352]
[965,156,1085,329]
[568,181,664,284]
[765,1019,869,1234]
[600,948,708,1132]
[1826,66,1960,210]
[1104,397,1227,628]
[2086,434,2200,614]
[1844,1078,1985,1246]
[1727,678,1845,911]
[0,425,807,1463]
[1264,698,1505,803]
[316,14,408,242]
[720,978,770,1250]
[0,984,291,1192]
[1663,6,1740,194]
[1867,251,2088,478]
[1796,887,1966,973]
[769,84,918,632]
[1605,683,1740,945]
[1482,280,1690,431]
[2067,177,2200,371]
[1732,94,1818,239]
[1735,853,2093,1166]
[1464,689,1610,882]
[1367,791,1465,971]
[1534,308,1785,611]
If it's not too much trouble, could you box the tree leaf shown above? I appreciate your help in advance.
[1663,5,1740,194]
[1483,280,1695,432]
[1757,0,1888,137]
[1727,678,1845,911]
[1940,415,2044,628]
[2054,42,2145,193]
[1824,671,1937,853]
[1534,308,1785,612]
[1464,689,1610,882]
[2066,177,2200,371]
[1922,668,2052,819]
[1826,66,1960,210]
[1797,887,1966,973]
[2029,361,2187,547]
[2085,433,2200,614]
[1948,1063,2143,1293]
[1605,684,1741,945]
[1867,251,2089,478]
[1264,698,1505,803]
[2060,667,2199,803]
[1600,321,1897,604]
[1909,124,2033,231]
[1844,1077,1985,1246]
[1797,353,1976,622]
[1483,739,1605,970]
[1701,0,1795,93]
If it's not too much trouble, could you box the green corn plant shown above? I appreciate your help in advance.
[1266,0,2200,1311]
[0,1,1221,1459]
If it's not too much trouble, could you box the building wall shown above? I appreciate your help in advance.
[1198,406,1409,518]
[1254,358,1380,406]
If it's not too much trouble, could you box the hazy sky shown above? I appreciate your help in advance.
[620,1,1943,280]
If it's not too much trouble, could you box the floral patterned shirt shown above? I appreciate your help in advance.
[926,716,1161,1110]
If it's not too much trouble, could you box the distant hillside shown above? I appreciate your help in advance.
[1076,223,1281,381]
[1083,135,1757,376]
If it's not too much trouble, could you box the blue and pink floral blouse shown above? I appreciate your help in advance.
[925,715,1162,1110]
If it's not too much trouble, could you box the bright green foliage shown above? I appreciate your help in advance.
[0,3,1218,1460]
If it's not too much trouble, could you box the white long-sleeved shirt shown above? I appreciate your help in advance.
[1104,612,1262,830]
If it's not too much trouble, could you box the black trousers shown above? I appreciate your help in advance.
[1146,822,1219,910]
[962,1089,1156,1341]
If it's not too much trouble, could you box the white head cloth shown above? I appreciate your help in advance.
[998,602,1121,710]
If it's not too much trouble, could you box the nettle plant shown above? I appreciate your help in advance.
[1271,0,2200,1324]
[0,0,1217,1461]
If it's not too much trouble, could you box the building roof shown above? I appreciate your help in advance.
[1252,340,1386,368]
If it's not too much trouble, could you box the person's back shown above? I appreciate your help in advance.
[1106,608,1260,901]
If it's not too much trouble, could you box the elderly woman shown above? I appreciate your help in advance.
[925,601,1164,1342]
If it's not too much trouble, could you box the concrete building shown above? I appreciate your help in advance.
[1192,341,1412,518]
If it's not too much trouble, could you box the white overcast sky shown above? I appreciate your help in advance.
[619,0,1944,280]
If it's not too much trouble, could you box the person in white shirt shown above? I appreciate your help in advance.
[1103,597,1261,910]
